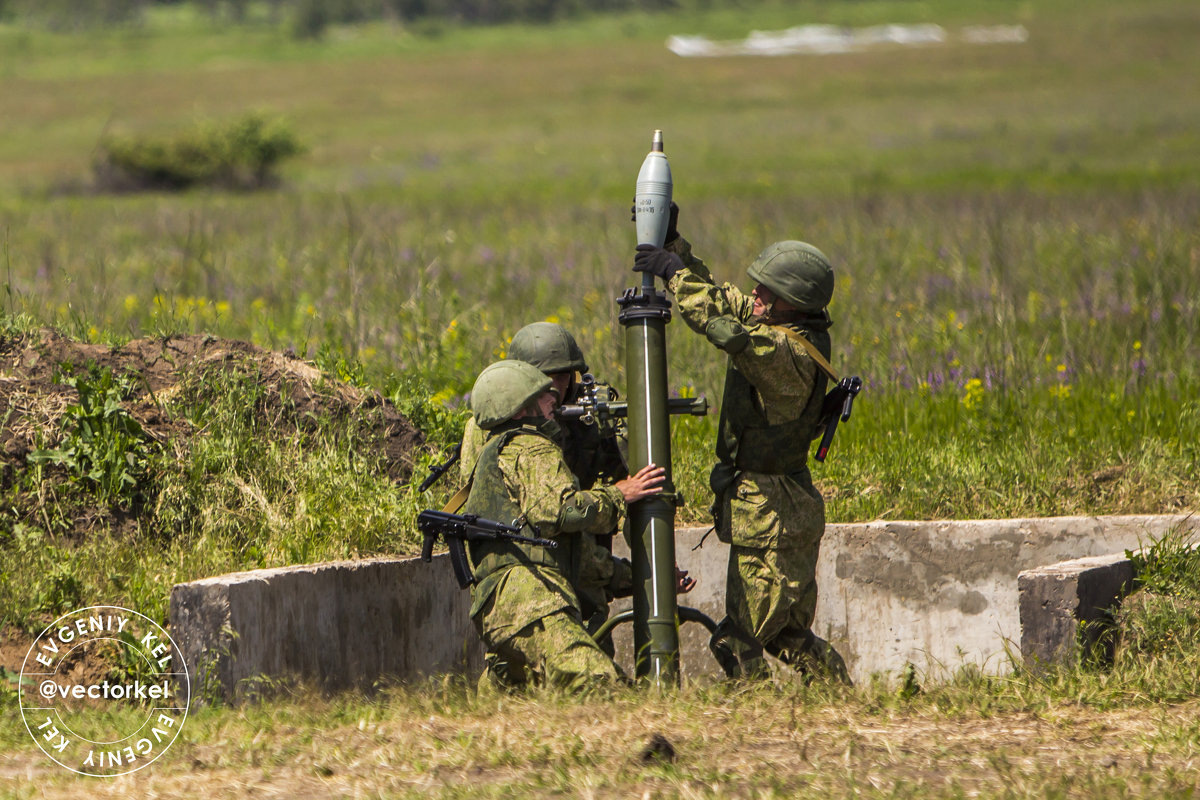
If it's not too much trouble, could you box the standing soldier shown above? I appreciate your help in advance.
[632,205,843,679]
[462,359,664,689]
[460,322,634,639]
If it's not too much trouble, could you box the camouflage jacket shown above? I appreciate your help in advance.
[464,420,626,619]
[666,236,831,474]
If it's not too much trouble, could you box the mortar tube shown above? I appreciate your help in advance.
[623,129,681,686]
[620,287,680,686]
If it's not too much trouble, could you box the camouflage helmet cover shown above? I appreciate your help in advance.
[746,241,834,312]
[469,360,553,430]
[508,321,588,375]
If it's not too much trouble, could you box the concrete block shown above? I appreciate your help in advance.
[815,514,1189,683]
[172,513,1196,698]
[1018,553,1137,668]
[170,554,483,702]
[616,514,1196,684]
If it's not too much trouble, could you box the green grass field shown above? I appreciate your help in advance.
[1,1,1199,796]
[3,0,1198,530]
[0,0,1197,633]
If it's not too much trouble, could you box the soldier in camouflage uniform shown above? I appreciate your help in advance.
[463,359,665,690]
[460,322,634,641]
[633,206,840,679]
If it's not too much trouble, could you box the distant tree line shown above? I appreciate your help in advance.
[0,0,695,35]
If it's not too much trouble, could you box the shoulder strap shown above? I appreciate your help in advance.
[775,325,839,382]
[444,425,530,513]
[441,482,471,514]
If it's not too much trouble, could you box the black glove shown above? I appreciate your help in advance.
[629,201,681,244]
[634,244,683,281]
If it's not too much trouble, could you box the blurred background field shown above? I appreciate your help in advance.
[0,0,1197,624]
[2,4,1200,796]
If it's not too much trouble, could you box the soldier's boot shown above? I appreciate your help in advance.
[708,634,741,678]
[477,654,522,698]
[768,629,852,685]
[709,617,769,680]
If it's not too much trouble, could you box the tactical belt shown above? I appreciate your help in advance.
[731,415,816,474]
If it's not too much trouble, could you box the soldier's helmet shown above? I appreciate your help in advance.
[469,359,554,430]
[746,241,834,313]
[508,322,588,375]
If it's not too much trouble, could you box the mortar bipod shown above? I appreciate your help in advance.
[591,605,720,660]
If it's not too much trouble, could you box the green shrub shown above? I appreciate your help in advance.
[290,0,331,39]
[27,365,155,508]
[1128,526,1200,599]
[93,113,304,192]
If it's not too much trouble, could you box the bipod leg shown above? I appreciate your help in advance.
[591,606,721,652]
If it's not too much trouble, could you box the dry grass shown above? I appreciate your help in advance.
[3,682,1199,798]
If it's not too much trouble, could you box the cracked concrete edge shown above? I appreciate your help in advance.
[170,513,1198,699]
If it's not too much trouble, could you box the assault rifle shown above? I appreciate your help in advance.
[418,509,557,589]
[814,376,862,462]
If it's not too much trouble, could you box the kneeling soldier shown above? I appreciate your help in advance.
[459,322,633,641]
[464,359,664,690]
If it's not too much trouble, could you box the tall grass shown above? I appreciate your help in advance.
[4,187,1194,523]
[0,355,457,630]
[0,0,1197,626]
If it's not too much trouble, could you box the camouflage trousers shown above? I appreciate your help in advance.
[576,533,634,655]
[472,564,621,691]
[710,468,825,675]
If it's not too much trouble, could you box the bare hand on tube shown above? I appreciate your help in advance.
[615,464,667,503]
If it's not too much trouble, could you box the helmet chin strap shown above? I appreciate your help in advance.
[757,297,777,325]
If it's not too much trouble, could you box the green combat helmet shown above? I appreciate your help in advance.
[509,322,588,374]
[470,359,553,430]
[746,241,835,313]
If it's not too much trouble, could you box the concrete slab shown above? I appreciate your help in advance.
[172,513,1198,700]
[170,554,483,702]
[615,514,1197,683]
[1018,553,1137,668]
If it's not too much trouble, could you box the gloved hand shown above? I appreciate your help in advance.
[629,201,681,244]
[634,244,684,281]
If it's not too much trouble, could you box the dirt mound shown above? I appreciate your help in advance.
[0,329,426,680]
[0,327,423,493]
